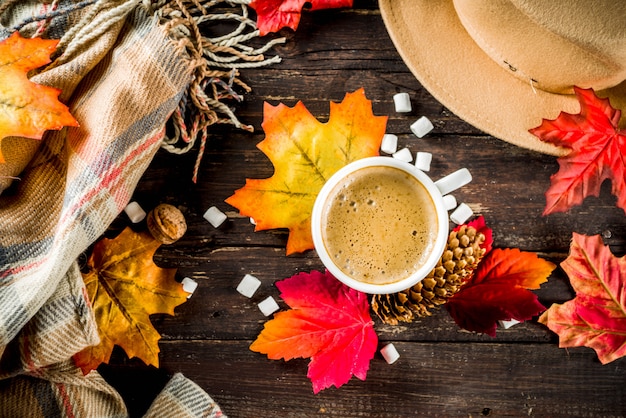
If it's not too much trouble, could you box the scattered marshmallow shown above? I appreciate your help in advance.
[415,151,432,172]
[181,277,198,299]
[393,92,412,113]
[237,274,262,298]
[450,203,473,225]
[258,296,280,316]
[499,319,521,329]
[124,201,146,223]
[380,134,398,154]
[203,206,227,228]
[392,147,413,163]
[410,116,434,138]
[442,194,458,211]
[434,168,472,196]
[380,343,400,364]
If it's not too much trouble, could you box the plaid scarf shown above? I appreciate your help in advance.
[0,0,280,415]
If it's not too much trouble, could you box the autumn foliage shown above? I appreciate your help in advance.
[447,248,555,336]
[250,270,377,393]
[226,89,387,254]
[530,87,626,215]
[0,32,78,163]
[74,228,189,374]
[249,0,353,35]
[539,233,626,364]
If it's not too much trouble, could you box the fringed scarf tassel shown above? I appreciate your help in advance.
[155,0,285,182]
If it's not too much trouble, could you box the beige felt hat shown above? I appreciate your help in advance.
[379,0,626,155]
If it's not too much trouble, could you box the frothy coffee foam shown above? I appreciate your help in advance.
[320,165,438,285]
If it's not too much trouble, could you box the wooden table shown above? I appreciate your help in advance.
[100,1,626,416]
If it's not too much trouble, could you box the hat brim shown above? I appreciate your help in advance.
[379,0,626,156]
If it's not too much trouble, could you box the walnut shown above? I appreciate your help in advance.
[147,204,187,244]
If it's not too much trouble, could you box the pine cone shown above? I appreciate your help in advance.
[372,225,486,325]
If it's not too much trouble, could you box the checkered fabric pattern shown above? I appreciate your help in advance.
[0,1,227,416]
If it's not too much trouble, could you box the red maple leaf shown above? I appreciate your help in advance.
[539,233,626,364]
[529,87,626,215]
[446,248,555,336]
[249,270,378,393]
[249,0,353,36]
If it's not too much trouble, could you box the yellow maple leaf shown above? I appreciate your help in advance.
[225,88,387,255]
[73,227,189,374]
[0,32,79,163]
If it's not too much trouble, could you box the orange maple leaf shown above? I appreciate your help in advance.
[73,227,189,374]
[225,88,387,255]
[539,233,626,364]
[0,32,78,163]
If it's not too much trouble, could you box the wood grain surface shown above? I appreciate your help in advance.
[100,1,626,416]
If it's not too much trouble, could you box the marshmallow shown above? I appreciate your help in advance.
[415,152,432,172]
[124,201,146,223]
[392,147,413,163]
[181,277,198,299]
[499,319,521,329]
[380,134,398,154]
[250,217,256,225]
[258,296,280,316]
[380,343,400,364]
[434,168,472,196]
[410,116,434,138]
[203,206,227,228]
[237,274,262,298]
[450,203,473,225]
[442,194,458,211]
[393,92,412,113]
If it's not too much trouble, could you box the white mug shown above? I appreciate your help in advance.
[311,156,452,294]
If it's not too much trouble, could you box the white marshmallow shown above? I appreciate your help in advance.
[258,296,280,316]
[499,319,521,329]
[442,194,457,211]
[450,203,473,225]
[380,343,400,364]
[203,206,227,228]
[392,147,413,163]
[415,152,432,172]
[434,168,472,196]
[124,201,146,223]
[410,116,434,138]
[380,134,398,154]
[250,217,256,225]
[393,92,412,113]
[181,277,198,299]
[237,274,261,298]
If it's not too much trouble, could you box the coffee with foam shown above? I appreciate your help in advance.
[319,165,438,285]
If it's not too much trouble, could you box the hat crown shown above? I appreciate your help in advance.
[453,0,626,93]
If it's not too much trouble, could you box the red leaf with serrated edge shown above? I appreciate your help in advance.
[249,270,377,393]
[250,0,353,35]
[446,248,555,336]
[529,87,626,215]
[539,233,626,364]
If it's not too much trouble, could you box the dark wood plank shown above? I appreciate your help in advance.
[102,340,626,417]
